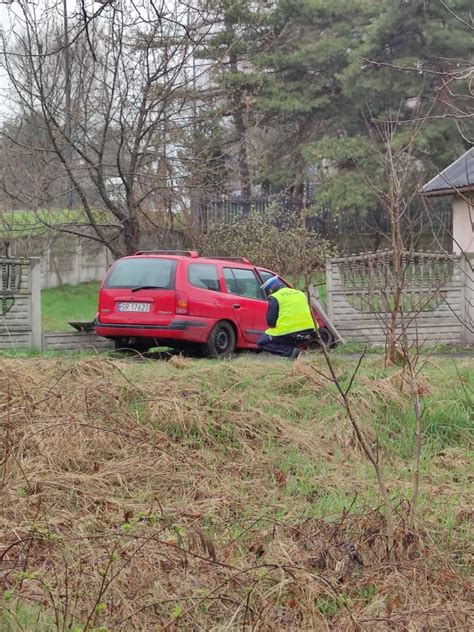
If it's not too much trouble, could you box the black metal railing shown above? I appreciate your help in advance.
[197,195,452,241]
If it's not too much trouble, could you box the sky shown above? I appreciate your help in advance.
[0,3,21,117]
[0,1,87,117]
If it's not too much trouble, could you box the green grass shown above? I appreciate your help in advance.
[0,601,61,632]
[332,340,474,355]
[1,208,113,237]
[287,271,327,303]
[41,282,99,331]
[113,355,474,552]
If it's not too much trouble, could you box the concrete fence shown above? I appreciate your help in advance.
[2,252,474,353]
[0,257,113,352]
[7,233,113,290]
[3,227,188,290]
[0,257,42,350]
[42,331,114,352]
[326,250,474,346]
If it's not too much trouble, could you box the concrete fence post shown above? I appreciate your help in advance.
[30,257,42,350]
[76,235,82,285]
[326,259,334,321]
[44,242,52,289]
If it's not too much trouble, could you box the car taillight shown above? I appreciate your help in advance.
[175,291,189,315]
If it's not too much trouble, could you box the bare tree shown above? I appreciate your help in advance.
[0,0,212,256]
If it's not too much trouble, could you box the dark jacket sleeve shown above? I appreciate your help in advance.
[266,297,279,328]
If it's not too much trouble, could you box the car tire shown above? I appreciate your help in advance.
[318,327,335,348]
[203,321,236,358]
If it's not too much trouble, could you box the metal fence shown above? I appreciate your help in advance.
[196,196,452,252]
[197,196,303,228]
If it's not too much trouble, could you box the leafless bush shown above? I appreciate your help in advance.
[195,205,334,286]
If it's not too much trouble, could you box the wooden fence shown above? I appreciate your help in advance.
[326,250,474,345]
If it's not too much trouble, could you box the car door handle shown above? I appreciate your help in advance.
[233,304,241,309]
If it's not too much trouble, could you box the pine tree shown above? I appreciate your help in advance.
[341,0,473,169]
[303,0,473,225]
[202,1,269,198]
[254,0,378,193]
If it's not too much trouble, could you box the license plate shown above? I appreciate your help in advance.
[117,302,151,313]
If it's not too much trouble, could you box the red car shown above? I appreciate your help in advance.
[95,250,331,356]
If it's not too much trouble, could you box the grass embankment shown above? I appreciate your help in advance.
[41,283,99,331]
[0,355,472,630]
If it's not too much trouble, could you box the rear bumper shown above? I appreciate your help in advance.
[95,318,211,343]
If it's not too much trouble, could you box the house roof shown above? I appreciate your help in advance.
[421,147,474,196]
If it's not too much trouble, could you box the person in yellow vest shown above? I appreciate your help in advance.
[258,276,316,359]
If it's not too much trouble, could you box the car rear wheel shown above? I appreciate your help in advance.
[203,321,236,358]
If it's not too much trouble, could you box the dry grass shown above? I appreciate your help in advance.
[0,355,472,630]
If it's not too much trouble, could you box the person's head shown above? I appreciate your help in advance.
[261,276,284,295]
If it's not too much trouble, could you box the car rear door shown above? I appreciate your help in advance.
[219,266,268,344]
[98,257,177,326]
[185,262,221,318]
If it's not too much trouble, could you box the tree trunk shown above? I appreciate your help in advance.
[385,145,406,366]
[228,36,251,200]
[232,90,251,199]
[386,240,404,365]
[122,216,140,256]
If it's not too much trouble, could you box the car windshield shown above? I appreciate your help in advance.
[105,258,176,289]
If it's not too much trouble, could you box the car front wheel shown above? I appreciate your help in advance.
[203,321,236,358]
[317,327,335,348]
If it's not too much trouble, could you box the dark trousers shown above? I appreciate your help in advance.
[257,331,312,358]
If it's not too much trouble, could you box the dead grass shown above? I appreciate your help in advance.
[0,355,472,630]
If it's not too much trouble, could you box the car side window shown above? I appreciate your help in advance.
[188,263,220,291]
[224,267,264,300]
[258,269,289,287]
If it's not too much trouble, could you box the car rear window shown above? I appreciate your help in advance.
[105,258,176,289]
[188,263,220,291]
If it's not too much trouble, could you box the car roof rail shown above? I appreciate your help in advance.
[206,256,251,264]
[134,250,199,258]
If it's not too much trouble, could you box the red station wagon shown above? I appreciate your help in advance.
[95,250,331,356]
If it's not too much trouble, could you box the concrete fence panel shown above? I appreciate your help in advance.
[42,331,114,352]
[326,250,473,345]
[1,257,114,353]
[0,257,41,350]
[6,228,187,290]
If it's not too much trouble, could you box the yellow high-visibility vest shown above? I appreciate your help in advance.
[265,287,316,336]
